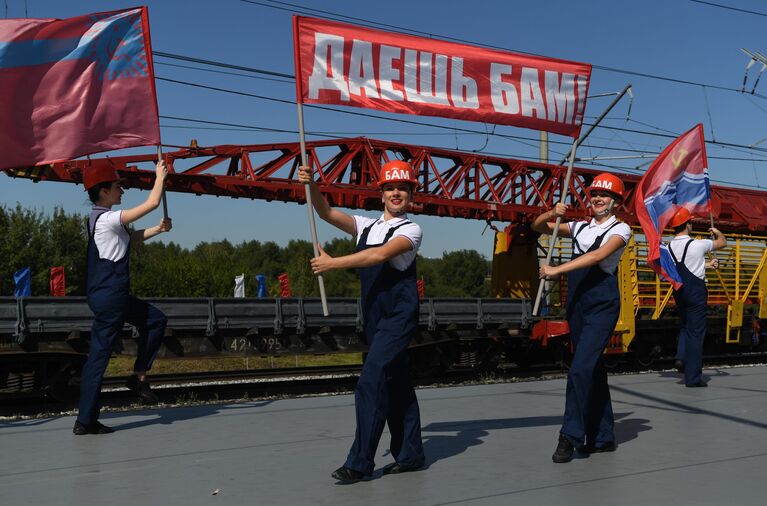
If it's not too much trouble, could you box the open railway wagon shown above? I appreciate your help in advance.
[0,296,530,397]
[2,137,767,396]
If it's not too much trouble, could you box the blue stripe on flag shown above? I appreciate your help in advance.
[0,9,146,80]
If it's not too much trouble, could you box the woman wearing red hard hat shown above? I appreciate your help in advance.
[532,172,632,463]
[667,206,726,387]
[74,160,172,435]
[298,159,425,483]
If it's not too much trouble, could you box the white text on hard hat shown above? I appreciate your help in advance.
[593,180,613,190]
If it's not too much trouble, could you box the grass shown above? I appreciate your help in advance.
[105,353,363,377]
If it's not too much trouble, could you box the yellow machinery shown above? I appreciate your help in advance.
[492,226,767,353]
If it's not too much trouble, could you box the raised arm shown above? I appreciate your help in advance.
[531,202,572,237]
[298,165,356,236]
[121,161,167,225]
[709,227,727,250]
[311,236,413,274]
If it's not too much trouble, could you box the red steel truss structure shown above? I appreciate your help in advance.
[4,137,767,233]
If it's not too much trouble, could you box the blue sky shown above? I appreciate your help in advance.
[2,0,767,258]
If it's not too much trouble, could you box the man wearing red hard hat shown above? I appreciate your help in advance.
[533,172,631,463]
[74,160,172,435]
[298,159,425,483]
[667,206,726,387]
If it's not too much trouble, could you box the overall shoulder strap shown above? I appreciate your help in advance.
[590,221,622,251]
[572,221,589,253]
[383,221,412,243]
[358,221,377,246]
[88,211,108,238]
[680,239,694,263]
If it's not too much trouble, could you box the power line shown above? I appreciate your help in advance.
[160,113,767,171]
[239,0,767,98]
[690,0,767,17]
[151,50,767,156]
[154,61,293,84]
[156,74,767,158]
[153,50,293,79]
[155,76,567,156]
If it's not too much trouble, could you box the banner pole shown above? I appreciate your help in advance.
[533,83,634,315]
[157,145,168,220]
[533,138,578,316]
[557,84,632,166]
[296,101,330,316]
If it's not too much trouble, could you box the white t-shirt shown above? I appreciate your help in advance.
[89,208,130,262]
[568,215,631,274]
[353,214,422,271]
[668,235,714,280]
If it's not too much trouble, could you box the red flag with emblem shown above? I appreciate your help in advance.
[0,7,160,170]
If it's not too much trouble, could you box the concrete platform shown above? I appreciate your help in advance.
[2,365,767,506]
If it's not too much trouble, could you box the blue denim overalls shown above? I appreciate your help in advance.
[561,221,622,449]
[344,220,425,475]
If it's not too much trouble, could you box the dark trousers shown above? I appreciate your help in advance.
[345,328,424,475]
[77,295,166,425]
[675,298,706,385]
[562,301,617,448]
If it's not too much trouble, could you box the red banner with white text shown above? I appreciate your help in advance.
[293,16,591,137]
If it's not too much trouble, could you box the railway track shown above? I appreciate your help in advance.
[3,354,767,418]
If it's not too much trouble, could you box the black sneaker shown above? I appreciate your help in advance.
[685,381,708,388]
[552,433,574,463]
[125,375,160,404]
[331,466,365,484]
[585,441,617,453]
[382,462,424,475]
[73,420,114,435]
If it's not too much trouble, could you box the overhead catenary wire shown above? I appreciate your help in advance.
[239,0,767,100]
[151,49,767,159]
[155,75,767,160]
[148,10,767,188]
[690,0,767,18]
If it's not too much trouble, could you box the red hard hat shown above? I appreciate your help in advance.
[669,207,692,228]
[377,160,418,188]
[83,166,120,190]
[588,172,624,199]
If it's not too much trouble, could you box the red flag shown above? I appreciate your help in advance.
[293,16,591,138]
[0,7,160,170]
[50,266,66,296]
[634,124,710,289]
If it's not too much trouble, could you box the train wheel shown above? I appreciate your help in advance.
[603,354,621,369]
[45,362,82,402]
[633,340,661,368]
[408,346,448,379]
[553,338,572,370]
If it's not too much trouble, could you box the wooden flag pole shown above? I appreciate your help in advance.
[157,145,168,220]
[296,101,330,317]
[532,139,578,316]
[533,84,633,316]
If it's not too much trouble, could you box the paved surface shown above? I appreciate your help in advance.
[2,365,766,505]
